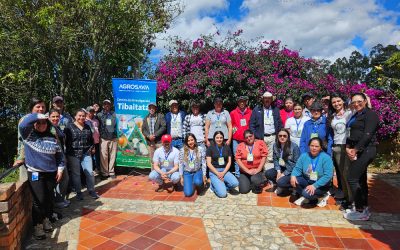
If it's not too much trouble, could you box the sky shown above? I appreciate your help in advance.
[152,0,400,63]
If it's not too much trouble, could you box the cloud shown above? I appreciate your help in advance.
[154,0,400,62]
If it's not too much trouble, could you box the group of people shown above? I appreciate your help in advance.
[145,91,379,223]
[15,96,118,240]
[15,90,379,240]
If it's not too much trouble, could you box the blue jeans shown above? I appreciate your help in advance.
[68,155,95,193]
[232,140,240,177]
[183,170,203,197]
[149,168,181,185]
[295,176,330,201]
[209,168,239,198]
[172,138,184,149]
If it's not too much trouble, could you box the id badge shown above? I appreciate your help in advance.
[346,127,351,137]
[188,162,195,168]
[216,121,222,128]
[32,172,39,182]
[310,171,318,181]
[106,119,112,126]
[264,117,272,125]
[279,158,285,167]
[296,130,302,137]
[218,157,225,165]
[310,133,318,139]
[240,119,247,126]
[163,160,169,167]
[247,153,254,162]
[60,125,65,131]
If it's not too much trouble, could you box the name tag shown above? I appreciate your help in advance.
[216,121,222,128]
[310,133,318,139]
[279,158,285,167]
[310,171,318,181]
[240,119,247,126]
[106,119,112,126]
[247,153,254,162]
[295,130,302,137]
[163,160,169,167]
[32,172,39,182]
[188,162,195,168]
[218,157,225,165]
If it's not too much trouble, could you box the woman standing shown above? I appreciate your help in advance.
[19,113,64,240]
[279,97,295,126]
[206,131,239,198]
[285,103,310,146]
[179,133,207,197]
[48,109,70,208]
[65,109,99,200]
[328,94,352,206]
[205,97,232,147]
[291,138,333,207]
[343,93,379,221]
[265,129,300,195]
[183,101,206,151]
[235,130,268,194]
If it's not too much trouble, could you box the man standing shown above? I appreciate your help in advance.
[230,96,252,177]
[301,92,315,119]
[142,102,166,168]
[97,99,117,179]
[250,92,283,166]
[165,100,186,149]
[52,96,73,131]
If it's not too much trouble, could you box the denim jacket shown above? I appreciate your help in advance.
[273,142,300,175]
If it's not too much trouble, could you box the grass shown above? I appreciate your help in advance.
[0,167,19,183]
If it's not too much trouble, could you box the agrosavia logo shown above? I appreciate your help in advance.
[119,83,149,91]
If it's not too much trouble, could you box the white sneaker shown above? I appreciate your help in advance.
[43,218,53,232]
[317,193,330,207]
[294,196,309,206]
[343,208,370,221]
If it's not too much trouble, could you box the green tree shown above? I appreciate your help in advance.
[329,51,369,83]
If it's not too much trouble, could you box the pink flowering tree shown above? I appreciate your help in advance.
[156,31,400,138]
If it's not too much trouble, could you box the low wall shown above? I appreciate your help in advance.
[0,182,32,250]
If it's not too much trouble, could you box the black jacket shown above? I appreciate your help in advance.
[250,105,283,139]
[346,108,379,152]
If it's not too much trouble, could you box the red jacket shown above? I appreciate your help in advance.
[230,107,252,142]
[279,109,294,126]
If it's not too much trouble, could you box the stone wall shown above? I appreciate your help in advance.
[0,182,32,250]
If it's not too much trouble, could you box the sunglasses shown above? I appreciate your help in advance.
[278,134,288,138]
[351,100,364,105]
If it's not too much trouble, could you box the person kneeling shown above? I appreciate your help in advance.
[235,130,267,194]
[179,133,207,197]
[149,134,181,191]
[290,138,333,207]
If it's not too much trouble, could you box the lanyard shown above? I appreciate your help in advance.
[280,148,283,158]
[247,145,254,154]
[265,109,271,118]
[295,118,301,133]
[216,112,223,121]
[163,147,171,161]
[189,150,195,162]
[240,109,246,117]
[172,113,178,122]
[310,154,320,172]
[217,146,223,157]
[347,113,357,128]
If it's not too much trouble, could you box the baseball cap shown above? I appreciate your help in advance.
[169,100,178,106]
[161,134,172,143]
[262,92,273,98]
[148,102,157,108]
[213,97,223,104]
[302,92,314,102]
[52,96,63,103]
[309,102,323,111]
[237,96,249,101]
[103,99,112,104]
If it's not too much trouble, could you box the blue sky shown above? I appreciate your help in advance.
[153,0,400,63]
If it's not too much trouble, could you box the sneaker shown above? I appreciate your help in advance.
[173,183,183,192]
[64,199,71,205]
[43,218,53,233]
[294,196,309,206]
[253,186,263,194]
[155,184,164,192]
[33,224,46,240]
[317,193,330,208]
[100,175,109,180]
[76,192,84,201]
[228,188,240,195]
[89,191,100,199]
[344,209,370,221]
[49,212,63,223]
[55,201,69,209]
[265,180,276,192]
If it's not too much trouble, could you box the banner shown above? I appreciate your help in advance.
[112,78,157,168]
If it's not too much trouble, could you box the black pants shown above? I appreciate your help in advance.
[347,146,376,210]
[27,171,56,226]
[239,171,265,194]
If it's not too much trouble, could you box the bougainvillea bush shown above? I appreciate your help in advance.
[156,31,400,138]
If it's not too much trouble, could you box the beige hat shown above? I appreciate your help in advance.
[169,100,178,106]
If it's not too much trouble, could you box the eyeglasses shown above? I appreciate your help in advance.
[278,134,288,138]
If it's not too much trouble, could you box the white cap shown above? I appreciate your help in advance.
[262,91,273,98]
[169,100,178,106]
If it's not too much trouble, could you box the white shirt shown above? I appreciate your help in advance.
[285,116,310,146]
[331,110,352,145]
[263,107,275,134]
[170,113,182,138]
[153,146,180,170]
[189,114,205,142]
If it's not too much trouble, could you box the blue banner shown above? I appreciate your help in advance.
[112,78,157,168]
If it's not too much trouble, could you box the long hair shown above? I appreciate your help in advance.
[275,128,292,160]
[212,131,225,146]
[183,133,199,162]
[327,93,348,129]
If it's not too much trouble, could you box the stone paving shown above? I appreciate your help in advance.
[23,173,400,249]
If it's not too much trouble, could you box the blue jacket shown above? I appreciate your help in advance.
[19,113,65,172]
[249,105,283,139]
[273,142,300,175]
[291,152,333,188]
[165,110,186,137]
[299,116,333,155]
